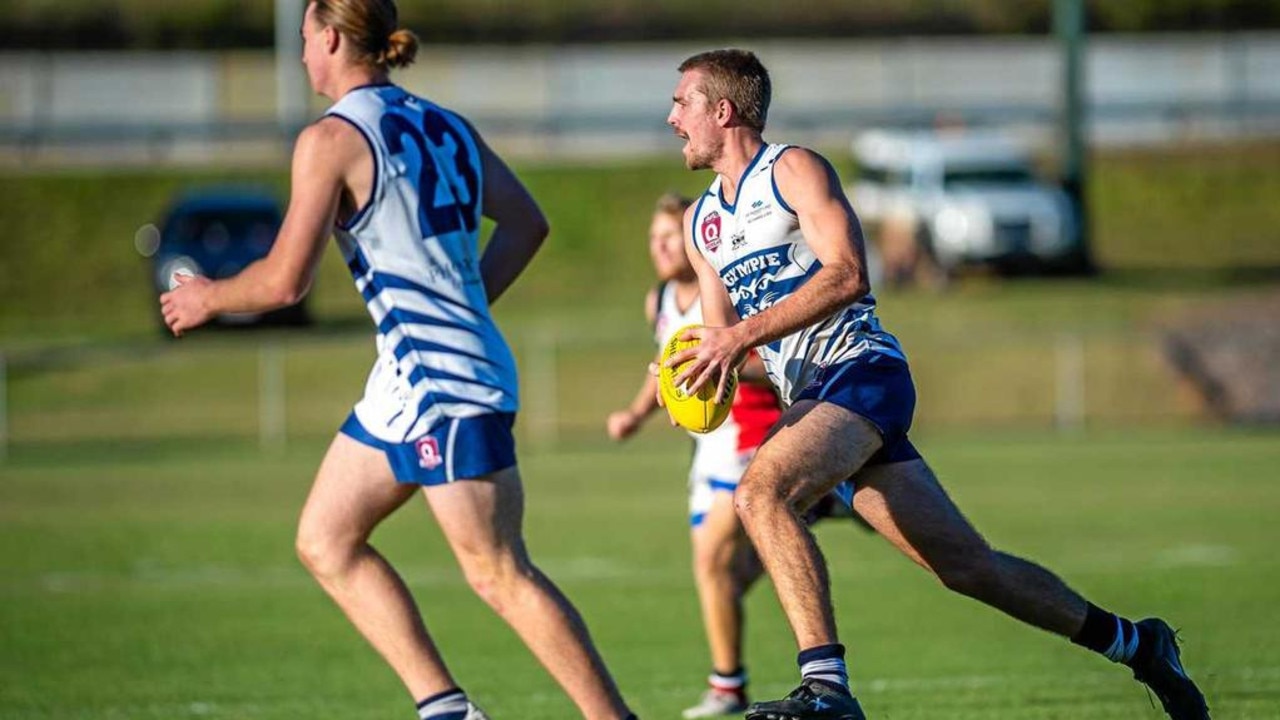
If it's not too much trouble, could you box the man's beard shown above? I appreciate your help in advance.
[685,137,723,171]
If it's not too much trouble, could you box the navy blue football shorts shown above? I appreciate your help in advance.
[794,351,921,467]
[341,411,517,486]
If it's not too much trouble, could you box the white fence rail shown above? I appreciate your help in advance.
[0,327,1200,456]
[2,33,1280,162]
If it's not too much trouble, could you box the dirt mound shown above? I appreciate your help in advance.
[1164,290,1280,423]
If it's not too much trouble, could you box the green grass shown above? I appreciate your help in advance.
[0,287,1216,450]
[2,427,1278,719]
[1092,142,1280,270]
[2,142,1279,342]
[3,145,1277,716]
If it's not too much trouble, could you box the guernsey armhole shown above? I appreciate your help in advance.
[327,113,380,231]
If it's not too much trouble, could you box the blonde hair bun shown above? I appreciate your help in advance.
[381,28,419,69]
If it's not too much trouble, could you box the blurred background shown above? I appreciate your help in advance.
[2,2,1279,719]
[2,0,1279,447]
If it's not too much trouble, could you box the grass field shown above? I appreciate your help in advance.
[2,141,1278,719]
[0,280,1226,449]
[3,143,1278,436]
[2,427,1278,719]
[3,142,1279,341]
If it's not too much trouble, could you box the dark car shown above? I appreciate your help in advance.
[150,189,310,327]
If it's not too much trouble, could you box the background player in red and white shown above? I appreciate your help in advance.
[663,49,1210,720]
[606,192,780,718]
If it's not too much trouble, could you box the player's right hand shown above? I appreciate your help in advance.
[606,410,641,441]
[648,362,678,426]
[160,273,215,337]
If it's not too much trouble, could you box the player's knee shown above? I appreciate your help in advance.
[693,544,735,582]
[732,479,774,522]
[463,567,505,610]
[457,548,533,612]
[734,475,803,526]
[732,485,757,524]
[295,527,354,582]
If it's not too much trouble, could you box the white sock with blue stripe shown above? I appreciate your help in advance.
[798,643,850,695]
[416,688,470,720]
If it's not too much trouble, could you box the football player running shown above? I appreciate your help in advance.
[662,48,1210,720]
[161,2,639,719]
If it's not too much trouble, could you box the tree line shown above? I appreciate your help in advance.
[5,0,1278,50]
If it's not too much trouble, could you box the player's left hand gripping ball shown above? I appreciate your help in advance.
[659,324,737,433]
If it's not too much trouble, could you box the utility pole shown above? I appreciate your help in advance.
[1055,0,1094,273]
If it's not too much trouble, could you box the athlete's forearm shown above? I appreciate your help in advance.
[208,257,311,315]
[480,219,548,304]
[697,271,738,328]
[733,263,867,351]
[627,373,661,419]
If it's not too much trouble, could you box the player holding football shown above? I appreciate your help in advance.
[663,49,1210,720]
[606,192,783,718]
[160,2,639,719]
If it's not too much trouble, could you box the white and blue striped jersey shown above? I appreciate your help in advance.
[328,84,518,444]
[690,143,905,404]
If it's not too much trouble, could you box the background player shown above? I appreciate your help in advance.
[605,192,781,718]
[663,49,1210,720]
[160,2,639,719]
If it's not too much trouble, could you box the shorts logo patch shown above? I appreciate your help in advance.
[804,363,828,391]
[415,436,443,470]
[701,211,722,253]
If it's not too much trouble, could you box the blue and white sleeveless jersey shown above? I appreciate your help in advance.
[690,143,906,405]
[327,85,518,444]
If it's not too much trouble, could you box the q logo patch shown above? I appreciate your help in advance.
[415,436,443,470]
[701,211,722,253]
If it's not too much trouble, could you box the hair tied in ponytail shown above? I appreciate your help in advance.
[382,28,419,69]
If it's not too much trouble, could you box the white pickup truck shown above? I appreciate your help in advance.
[848,130,1081,273]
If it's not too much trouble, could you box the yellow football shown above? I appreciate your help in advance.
[658,324,738,434]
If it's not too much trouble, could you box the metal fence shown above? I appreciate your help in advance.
[0,324,1205,461]
[2,33,1280,164]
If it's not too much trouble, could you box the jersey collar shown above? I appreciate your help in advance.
[718,143,767,214]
